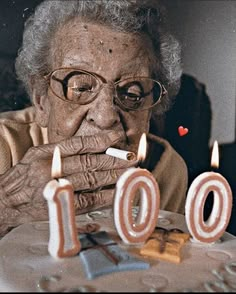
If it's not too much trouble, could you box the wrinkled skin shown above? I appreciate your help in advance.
[0,20,157,236]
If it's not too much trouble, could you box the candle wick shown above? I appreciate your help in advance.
[211,166,218,173]
[138,159,145,169]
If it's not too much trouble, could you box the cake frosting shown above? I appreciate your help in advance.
[0,208,235,292]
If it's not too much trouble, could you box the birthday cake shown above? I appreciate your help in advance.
[0,207,235,292]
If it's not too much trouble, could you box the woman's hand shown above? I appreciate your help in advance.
[0,130,136,236]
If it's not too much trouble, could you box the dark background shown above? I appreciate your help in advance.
[0,0,235,234]
[0,0,42,57]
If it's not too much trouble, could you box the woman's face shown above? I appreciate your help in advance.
[36,20,157,153]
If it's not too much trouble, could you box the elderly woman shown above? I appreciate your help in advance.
[0,0,187,236]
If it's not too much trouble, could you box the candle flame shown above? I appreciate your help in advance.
[137,133,147,162]
[211,140,219,169]
[51,146,62,179]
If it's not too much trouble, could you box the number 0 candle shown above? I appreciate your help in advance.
[114,133,160,244]
[185,141,233,243]
[43,146,81,258]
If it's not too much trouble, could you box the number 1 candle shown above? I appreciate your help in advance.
[43,146,81,258]
[185,140,232,243]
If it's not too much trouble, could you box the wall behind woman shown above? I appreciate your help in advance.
[0,0,42,111]
[165,0,236,146]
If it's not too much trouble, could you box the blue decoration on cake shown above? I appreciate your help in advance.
[79,231,150,279]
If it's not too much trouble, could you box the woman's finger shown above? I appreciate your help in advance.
[22,130,125,162]
[67,168,126,191]
[62,153,136,175]
[74,188,115,214]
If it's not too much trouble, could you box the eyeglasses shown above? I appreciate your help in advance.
[44,68,167,111]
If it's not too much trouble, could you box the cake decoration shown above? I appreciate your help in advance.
[202,265,236,292]
[86,210,109,221]
[37,274,61,292]
[140,227,190,263]
[225,261,236,275]
[80,231,119,265]
[141,274,168,292]
[77,223,100,234]
[185,140,232,244]
[79,231,150,279]
[37,274,98,292]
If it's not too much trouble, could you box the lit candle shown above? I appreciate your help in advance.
[185,140,233,243]
[113,133,160,244]
[43,146,81,258]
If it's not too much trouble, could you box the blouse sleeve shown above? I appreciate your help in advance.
[0,126,12,175]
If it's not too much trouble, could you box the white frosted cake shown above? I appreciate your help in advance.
[0,208,235,292]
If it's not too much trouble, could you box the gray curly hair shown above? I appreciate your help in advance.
[15,0,182,115]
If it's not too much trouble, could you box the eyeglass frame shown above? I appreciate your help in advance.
[43,67,168,111]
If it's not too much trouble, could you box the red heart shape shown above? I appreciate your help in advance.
[178,126,188,136]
